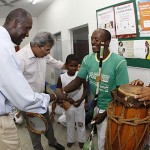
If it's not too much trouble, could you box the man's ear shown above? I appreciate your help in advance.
[12,19,19,28]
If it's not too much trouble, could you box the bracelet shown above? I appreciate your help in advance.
[52,93,57,101]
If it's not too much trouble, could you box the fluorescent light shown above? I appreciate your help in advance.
[32,0,38,5]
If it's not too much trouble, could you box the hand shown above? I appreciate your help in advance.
[55,88,67,101]
[58,100,66,107]
[134,86,150,101]
[50,111,55,120]
[130,79,144,86]
[92,111,107,124]
[73,99,82,107]
[84,101,88,111]
[67,97,74,104]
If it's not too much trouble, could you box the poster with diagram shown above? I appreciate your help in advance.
[114,2,137,38]
[97,7,116,38]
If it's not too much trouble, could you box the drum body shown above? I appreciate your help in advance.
[105,84,150,150]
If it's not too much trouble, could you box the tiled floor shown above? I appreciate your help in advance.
[17,116,98,150]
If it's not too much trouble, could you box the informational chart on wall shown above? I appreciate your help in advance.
[97,7,116,38]
[96,0,150,68]
[114,2,137,38]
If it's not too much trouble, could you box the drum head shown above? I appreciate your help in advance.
[118,84,142,96]
[111,84,150,107]
[26,113,48,134]
[28,116,46,131]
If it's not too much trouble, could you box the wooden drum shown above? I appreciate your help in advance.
[105,84,150,150]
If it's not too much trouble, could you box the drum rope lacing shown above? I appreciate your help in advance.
[105,86,150,150]
[107,103,150,126]
[106,102,150,150]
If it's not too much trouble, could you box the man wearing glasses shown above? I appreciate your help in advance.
[16,32,65,150]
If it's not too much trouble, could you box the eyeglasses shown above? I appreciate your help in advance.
[40,47,51,54]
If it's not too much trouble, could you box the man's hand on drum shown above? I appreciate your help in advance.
[129,79,150,101]
[92,111,107,125]
[130,79,144,86]
[54,88,67,104]
[134,86,150,101]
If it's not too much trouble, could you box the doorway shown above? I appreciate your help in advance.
[72,25,89,64]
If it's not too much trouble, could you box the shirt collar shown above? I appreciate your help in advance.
[26,43,36,59]
[0,26,17,55]
[0,26,13,45]
[95,52,112,62]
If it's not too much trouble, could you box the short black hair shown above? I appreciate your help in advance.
[102,29,111,41]
[5,8,31,24]
[66,54,78,64]
[96,28,111,41]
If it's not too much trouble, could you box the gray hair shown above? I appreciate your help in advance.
[30,32,55,47]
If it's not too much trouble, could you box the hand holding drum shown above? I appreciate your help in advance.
[130,79,150,102]
[130,79,144,86]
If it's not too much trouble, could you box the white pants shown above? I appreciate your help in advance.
[66,106,86,143]
[95,107,107,150]
[0,115,22,150]
[58,113,66,127]
[49,104,66,127]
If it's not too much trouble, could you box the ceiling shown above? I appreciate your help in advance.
[0,0,54,18]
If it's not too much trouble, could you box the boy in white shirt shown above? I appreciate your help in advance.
[56,54,88,149]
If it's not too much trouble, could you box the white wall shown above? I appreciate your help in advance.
[37,0,150,85]
[38,0,135,84]
[37,0,127,61]
[2,0,148,85]
[128,67,150,85]
[0,17,38,48]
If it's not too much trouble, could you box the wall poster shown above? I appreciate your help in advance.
[96,0,150,68]
[97,7,116,38]
[114,2,137,38]
[134,40,150,59]
[136,0,150,37]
